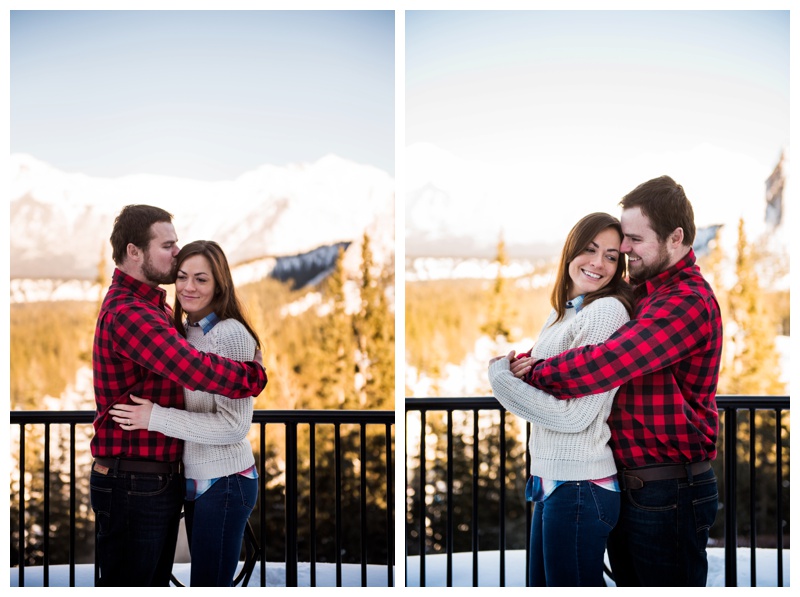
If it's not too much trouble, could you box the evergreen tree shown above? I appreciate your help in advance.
[725,218,784,396]
[317,246,357,408]
[720,218,788,548]
[481,235,513,342]
[355,232,395,409]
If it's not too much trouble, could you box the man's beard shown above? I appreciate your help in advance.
[142,251,177,285]
[629,243,671,283]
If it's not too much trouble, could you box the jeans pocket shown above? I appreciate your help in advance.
[692,486,718,533]
[625,479,679,512]
[90,482,113,536]
[128,473,172,497]
[589,484,621,529]
[236,476,258,510]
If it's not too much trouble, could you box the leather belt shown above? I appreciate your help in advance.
[619,461,711,491]
[93,457,181,475]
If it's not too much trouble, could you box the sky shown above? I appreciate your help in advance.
[406,9,791,248]
[10,10,395,180]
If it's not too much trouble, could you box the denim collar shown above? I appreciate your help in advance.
[566,294,585,313]
[186,312,219,335]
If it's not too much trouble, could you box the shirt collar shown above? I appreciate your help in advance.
[112,268,167,309]
[636,249,697,296]
[186,312,220,335]
[566,294,585,313]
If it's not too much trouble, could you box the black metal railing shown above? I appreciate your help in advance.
[10,409,395,587]
[405,395,789,587]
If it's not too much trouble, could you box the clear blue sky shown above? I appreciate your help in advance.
[11,10,395,180]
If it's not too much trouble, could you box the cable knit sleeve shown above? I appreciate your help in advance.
[147,319,257,444]
[488,297,630,432]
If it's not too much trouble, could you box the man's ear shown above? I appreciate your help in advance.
[670,227,685,248]
[126,243,143,262]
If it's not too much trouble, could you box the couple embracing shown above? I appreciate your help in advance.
[489,175,723,587]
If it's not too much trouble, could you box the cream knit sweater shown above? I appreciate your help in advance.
[488,296,630,481]
[147,319,257,480]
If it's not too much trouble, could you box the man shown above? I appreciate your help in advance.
[510,175,723,586]
[90,205,268,586]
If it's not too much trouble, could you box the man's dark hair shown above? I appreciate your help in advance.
[110,205,174,265]
[619,175,696,246]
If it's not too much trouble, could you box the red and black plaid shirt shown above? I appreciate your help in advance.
[527,250,722,469]
[91,269,268,462]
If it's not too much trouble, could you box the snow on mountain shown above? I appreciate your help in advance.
[406,142,789,262]
[10,153,394,281]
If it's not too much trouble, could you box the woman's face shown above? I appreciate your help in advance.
[175,254,216,322]
[567,227,622,300]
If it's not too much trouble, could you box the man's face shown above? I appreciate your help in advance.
[620,207,671,281]
[141,221,180,285]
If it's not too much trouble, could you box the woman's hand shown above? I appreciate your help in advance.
[109,394,154,431]
[489,350,516,366]
[510,355,534,379]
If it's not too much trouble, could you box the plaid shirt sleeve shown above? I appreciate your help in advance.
[528,287,716,398]
[111,302,267,398]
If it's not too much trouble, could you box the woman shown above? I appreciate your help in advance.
[488,212,633,587]
[110,240,262,587]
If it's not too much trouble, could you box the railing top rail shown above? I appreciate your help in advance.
[405,395,789,411]
[10,409,395,426]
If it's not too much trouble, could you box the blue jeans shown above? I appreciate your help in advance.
[184,474,258,586]
[607,467,718,586]
[90,468,184,586]
[529,481,620,586]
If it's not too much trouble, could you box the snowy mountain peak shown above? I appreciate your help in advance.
[10,154,394,281]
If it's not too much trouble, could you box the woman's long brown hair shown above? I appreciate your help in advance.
[549,212,634,324]
[173,240,262,348]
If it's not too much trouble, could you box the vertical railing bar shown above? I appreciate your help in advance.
[310,424,317,587]
[259,422,267,586]
[18,423,25,587]
[499,409,506,587]
[749,408,756,587]
[69,423,77,587]
[775,408,784,587]
[472,409,479,588]
[525,420,532,587]
[360,423,368,587]
[418,410,426,587]
[724,407,738,586]
[404,412,409,588]
[43,424,50,587]
[385,422,394,587]
[446,409,454,587]
[335,422,343,587]
[285,422,299,587]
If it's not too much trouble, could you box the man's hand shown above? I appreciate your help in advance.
[510,355,534,379]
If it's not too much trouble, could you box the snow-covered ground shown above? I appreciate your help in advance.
[10,561,395,587]
[406,548,789,587]
[8,547,789,587]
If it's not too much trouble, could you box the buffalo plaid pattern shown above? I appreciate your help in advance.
[91,269,267,462]
[528,251,723,468]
